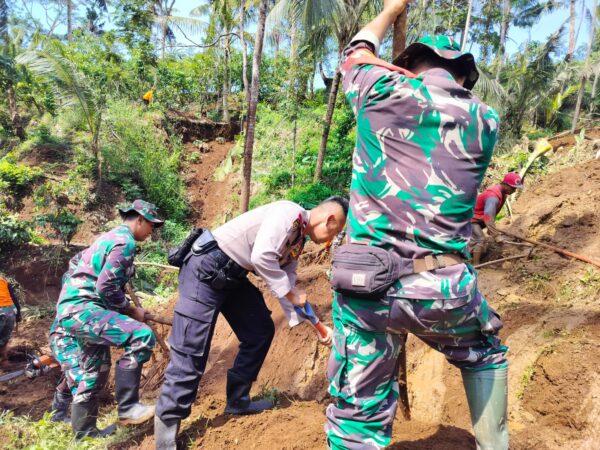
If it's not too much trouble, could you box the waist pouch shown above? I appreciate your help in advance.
[331,244,412,299]
[330,244,464,299]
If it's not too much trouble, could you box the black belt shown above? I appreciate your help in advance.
[189,231,248,282]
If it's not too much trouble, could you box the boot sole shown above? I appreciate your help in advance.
[117,411,155,426]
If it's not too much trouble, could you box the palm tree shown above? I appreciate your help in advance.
[270,0,378,182]
[461,0,474,50]
[17,40,105,181]
[496,0,555,79]
[190,0,238,124]
[240,0,269,212]
[571,0,598,132]
[0,0,26,140]
[567,0,577,61]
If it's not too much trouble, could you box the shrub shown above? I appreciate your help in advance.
[35,209,83,246]
[0,214,32,250]
[288,183,336,208]
[102,100,189,222]
[0,158,42,195]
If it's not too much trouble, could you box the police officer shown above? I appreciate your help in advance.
[154,197,348,449]
[49,200,162,439]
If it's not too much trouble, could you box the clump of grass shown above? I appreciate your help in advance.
[257,386,281,406]
[0,410,132,450]
[516,365,536,400]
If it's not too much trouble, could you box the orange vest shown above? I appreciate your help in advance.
[0,278,14,308]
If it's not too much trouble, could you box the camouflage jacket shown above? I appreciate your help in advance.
[56,225,136,318]
[341,33,500,299]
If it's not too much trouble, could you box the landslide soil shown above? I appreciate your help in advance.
[4,137,600,450]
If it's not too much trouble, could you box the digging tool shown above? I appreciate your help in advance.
[293,302,329,341]
[392,6,412,422]
[145,313,173,327]
[0,354,59,383]
[125,283,170,353]
[497,229,600,269]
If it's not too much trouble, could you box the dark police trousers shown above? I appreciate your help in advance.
[156,247,275,421]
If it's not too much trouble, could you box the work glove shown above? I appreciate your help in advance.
[317,325,333,347]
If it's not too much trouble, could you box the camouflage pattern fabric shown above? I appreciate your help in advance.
[56,224,137,320]
[325,35,507,449]
[326,291,507,449]
[341,39,499,300]
[49,308,155,403]
[0,305,16,347]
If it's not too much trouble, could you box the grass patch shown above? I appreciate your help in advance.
[0,410,132,450]
[516,365,536,400]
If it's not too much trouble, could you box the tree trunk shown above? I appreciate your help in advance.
[461,0,473,51]
[496,0,511,79]
[161,22,167,59]
[590,69,599,114]
[292,114,297,188]
[222,34,231,124]
[567,0,576,61]
[240,0,268,213]
[314,69,341,182]
[571,0,597,133]
[239,2,249,105]
[67,0,73,40]
[7,85,25,141]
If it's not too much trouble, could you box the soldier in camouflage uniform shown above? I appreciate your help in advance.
[49,200,162,439]
[325,1,508,449]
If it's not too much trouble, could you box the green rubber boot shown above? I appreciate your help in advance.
[462,367,509,450]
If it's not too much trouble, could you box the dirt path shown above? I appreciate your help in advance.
[183,141,237,228]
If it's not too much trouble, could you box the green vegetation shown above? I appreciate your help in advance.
[0,213,32,250]
[0,158,42,195]
[103,100,189,222]
[0,410,134,450]
[516,364,537,400]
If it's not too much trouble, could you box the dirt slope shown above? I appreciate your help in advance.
[130,159,600,450]
[4,138,600,449]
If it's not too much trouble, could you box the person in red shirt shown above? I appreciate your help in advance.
[470,172,524,265]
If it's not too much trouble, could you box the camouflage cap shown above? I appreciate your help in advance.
[393,35,479,90]
[118,199,164,227]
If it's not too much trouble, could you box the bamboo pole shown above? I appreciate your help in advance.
[498,230,600,269]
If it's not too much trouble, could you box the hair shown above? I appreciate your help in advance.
[320,196,349,217]
[120,210,142,222]
[406,51,467,82]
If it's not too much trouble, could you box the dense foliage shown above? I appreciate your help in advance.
[0,0,597,245]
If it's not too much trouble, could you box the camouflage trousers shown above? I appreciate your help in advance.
[325,289,508,449]
[49,307,156,403]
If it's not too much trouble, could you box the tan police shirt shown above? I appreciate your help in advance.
[213,201,308,306]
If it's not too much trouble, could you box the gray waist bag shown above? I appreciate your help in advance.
[331,244,413,299]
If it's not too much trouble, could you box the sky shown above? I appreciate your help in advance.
[27,0,595,69]
[169,0,592,56]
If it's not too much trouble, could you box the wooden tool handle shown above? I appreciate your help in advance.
[126,283,170,353]
[392,7,409,59]
[314,321,329,339]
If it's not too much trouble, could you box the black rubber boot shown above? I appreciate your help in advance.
[50,390,72,423]
[224,370,274,415]
[71,400,116,440]
[115,365,155,425]
[154,415,180,450]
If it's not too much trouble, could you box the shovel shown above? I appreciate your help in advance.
[293,302,329,340]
